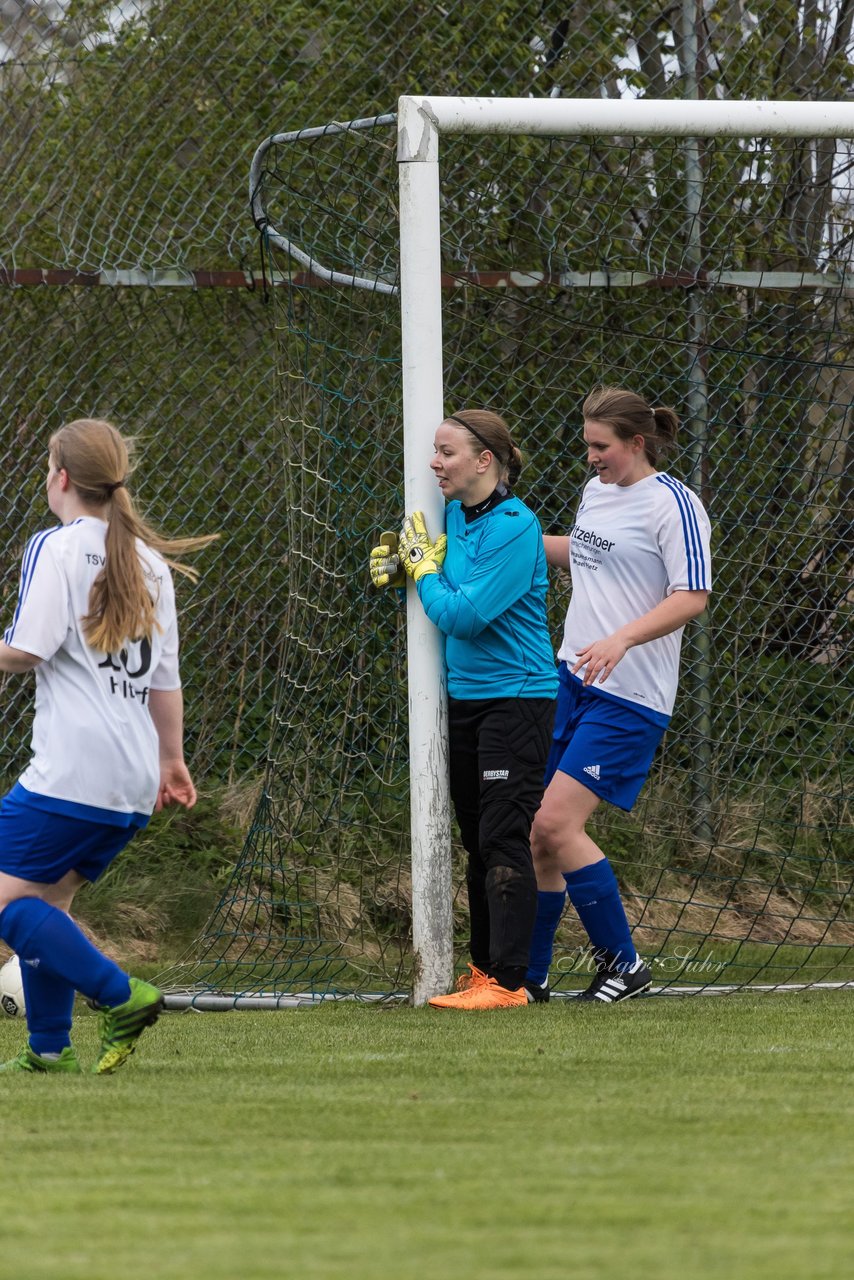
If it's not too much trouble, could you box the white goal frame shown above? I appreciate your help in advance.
[243,97,854,1007]
[397,96,854,1004]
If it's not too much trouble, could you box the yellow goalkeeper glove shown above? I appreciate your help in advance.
[399,511,447,583]
[369,531,405,589]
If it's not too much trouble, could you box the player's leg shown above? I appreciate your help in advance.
[447,698,491,980]
[477,697,553,995]
[0,868,84,1073]
[525,667,579,992]
[529,774,651,1000]
[526,773,601,990]
[432,698,553,1009]
[527,688,662,1002]
[0,801,162,1071]
[0,881,164,1074]
[7,963,81,1073]
[0,860,134,1008]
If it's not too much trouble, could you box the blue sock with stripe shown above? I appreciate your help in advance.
[19,960,75,1056]
[0,898,131,1007]
[525,889,567,986]
[563,860,637,971]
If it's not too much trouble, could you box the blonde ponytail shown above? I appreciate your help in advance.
[50,418,217,653]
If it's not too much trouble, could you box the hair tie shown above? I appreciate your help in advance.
[105,480,125,495]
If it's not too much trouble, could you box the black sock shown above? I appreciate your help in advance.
[491,965,526,991]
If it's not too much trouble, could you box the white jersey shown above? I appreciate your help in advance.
[558,472,712,721]
[3,517,181,821]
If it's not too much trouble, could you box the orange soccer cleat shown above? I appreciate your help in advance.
[428,976,529,1010]
[453,963,489,991]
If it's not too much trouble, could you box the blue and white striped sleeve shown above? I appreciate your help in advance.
[3,530,69,658]
[654,475,712,594]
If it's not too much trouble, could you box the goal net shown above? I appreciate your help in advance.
[163,99,854,1005]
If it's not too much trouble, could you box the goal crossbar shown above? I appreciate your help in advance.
[397,96,854,160]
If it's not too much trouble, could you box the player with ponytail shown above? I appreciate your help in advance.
[0,417,217,1073]
[526,387,712,1003]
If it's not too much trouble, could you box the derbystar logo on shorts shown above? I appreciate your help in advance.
[482,769,509,780]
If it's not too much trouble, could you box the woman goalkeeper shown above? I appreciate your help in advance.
[370,409,557,1009]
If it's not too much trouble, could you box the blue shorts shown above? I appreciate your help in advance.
[0,788,148,884]
[545,665,667,811]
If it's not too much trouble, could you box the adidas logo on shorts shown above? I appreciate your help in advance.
[583,764,601,780]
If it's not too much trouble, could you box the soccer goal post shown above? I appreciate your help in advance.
[161,96,854,1009]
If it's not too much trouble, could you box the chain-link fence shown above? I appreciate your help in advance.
[3,0,851,781]
[1,2,852,997]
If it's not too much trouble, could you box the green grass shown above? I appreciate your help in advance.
[1,993,852,1280]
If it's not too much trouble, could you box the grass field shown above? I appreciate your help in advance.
[1,991,851,1280]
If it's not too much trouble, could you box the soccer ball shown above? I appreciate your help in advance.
[0,955,26,1018]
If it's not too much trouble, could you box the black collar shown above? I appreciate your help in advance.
[462,483,512,524]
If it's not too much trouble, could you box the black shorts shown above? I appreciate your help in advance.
[448,695,555,873]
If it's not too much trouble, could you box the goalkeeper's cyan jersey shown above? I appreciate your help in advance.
[558,472,712,722]
[417,495,558,700]
[3,517,181,823]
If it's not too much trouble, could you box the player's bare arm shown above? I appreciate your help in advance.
[573,589,710,686]
[543,535,571,567]
[149,687,197,810]
[0,642,42,673]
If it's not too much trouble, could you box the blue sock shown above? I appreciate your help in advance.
[20,960,75,1056]
[525,890,567,985]
[0,898,131,1007]
[563,860,637,970]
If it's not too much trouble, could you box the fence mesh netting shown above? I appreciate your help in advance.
[1,3,852,999]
